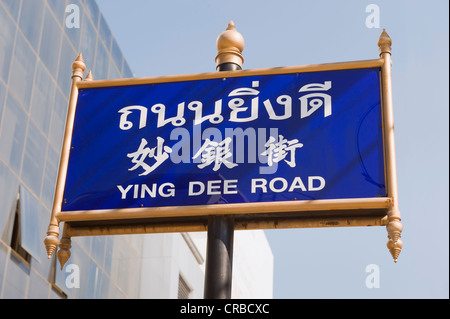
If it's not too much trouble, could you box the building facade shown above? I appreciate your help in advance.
[0,0,273,299]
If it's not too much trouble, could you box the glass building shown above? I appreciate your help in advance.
[0,0,273,299]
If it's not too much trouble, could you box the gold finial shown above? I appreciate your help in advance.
[44,224,60,259]
[215,21,245,69]
[386,215,403,262]
[377,28,392,55]
[387,238,403,263]
[84,70,94,81]
[386,217,402,244]
[72,53,86,79]
[57,232,72,270]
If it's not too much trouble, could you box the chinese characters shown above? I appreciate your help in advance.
[127,134,304,175]
[261,135,304,168]
[127,137,172,176]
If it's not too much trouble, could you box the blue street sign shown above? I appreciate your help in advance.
[62,67,385,212]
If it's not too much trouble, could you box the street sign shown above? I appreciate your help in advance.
[45,28,403,269]
[62,66,385,214]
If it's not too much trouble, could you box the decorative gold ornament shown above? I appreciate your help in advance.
[72,53,86,79]
[387,238,403,263]
[57,234,72,270]
[215,21,245,69]
[386,217,403,244]
[377,28,392,55]
[43,225,60,259]
[84,70,94,81]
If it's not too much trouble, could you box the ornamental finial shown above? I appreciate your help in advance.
[44,224,60,259]
[84,70,94,81]
[378,28,392,55]
[72,53,86,79]
[215,21,245,69]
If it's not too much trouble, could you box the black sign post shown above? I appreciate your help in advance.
[203,21,244,299]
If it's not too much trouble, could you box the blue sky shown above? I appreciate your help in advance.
[96,0,449,298]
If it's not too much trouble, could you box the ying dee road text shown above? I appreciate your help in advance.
[117,176,326,200]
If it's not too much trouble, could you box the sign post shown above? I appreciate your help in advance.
[44,24,403,292]
[204,21,244,299]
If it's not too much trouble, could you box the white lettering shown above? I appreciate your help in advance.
[117,185,133,199]
[118,183,176,199]
[269,177,288,193]
[141,184,156,198]
[159,183,175,197]
[251,178,267,193]
[117,81,333,132]
[189,179,239,196]
[289,176,307,192]
[308,176,326,191]
[251,176,326,193]
[207,180,222,195]
[180,303,215,316]
[189,181,205,196]
[223,180,238,194]
[118,105,147,130]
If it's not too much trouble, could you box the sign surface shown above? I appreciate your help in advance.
[62,67,385,212]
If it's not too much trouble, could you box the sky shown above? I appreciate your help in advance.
[96,0,449,298]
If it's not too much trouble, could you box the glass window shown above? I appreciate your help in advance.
[2,252,29,298]
[98,14,111,50]
[0,80,5,125]
[27,269,50,298]
[122,59,134,78]
[18,185,43,263]
[28,202,52,278]
[111,38,123,74]
[0,4,16,83]
[48,89,67,151]
[47,0,68,26]
[18,0,45,52]
[0,242,8,295]
[94,41,109,80]
[8,32,36,110]
[63,0,81,51]
[41,145,58,210]
[91,236,106,268]
[0,161,19,243]
[57,36,77,97]
[108,61,120,80]
[81,0,99,27]
[21,120,47,197]
[55,240,88,298]
[0,0,22,21]
[0,93,27,174]
[79,13,96,71]
[30,61,56,136]
[39,7,62,76]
